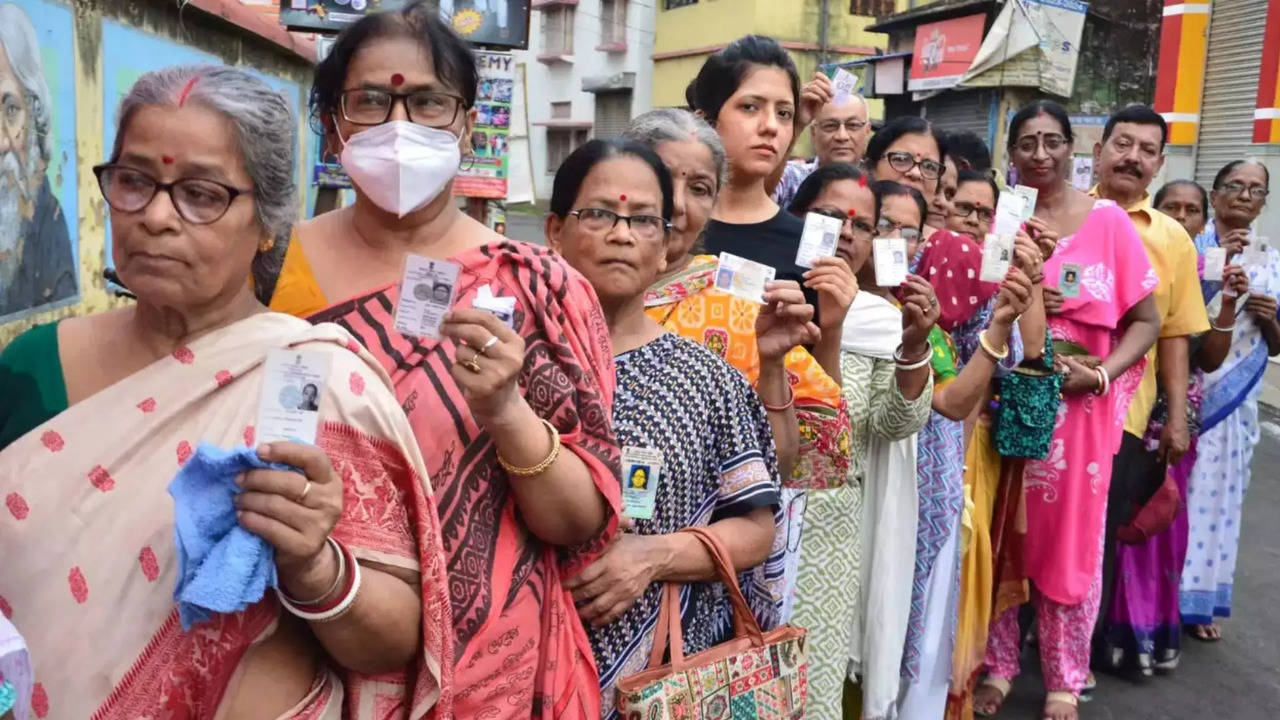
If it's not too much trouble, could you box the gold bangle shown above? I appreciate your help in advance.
[978,331,1010,362]
[497,418,562,477]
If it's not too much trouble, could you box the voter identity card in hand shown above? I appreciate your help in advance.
[980,233,1014,283]
[831,67,859,107]
[1203,246,1227,283]
[621,446,663,520]
[394,254,460,339]
[1243,237,1270,288]
[1012,185,1038,222]
[715,252,776,304]
[472,283,517,329]
[993,191,1026,238]
[873,236,908,287]
[257,349,331,446]
[796,212,844,268]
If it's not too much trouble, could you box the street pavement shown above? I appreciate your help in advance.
[503,208,1280,715]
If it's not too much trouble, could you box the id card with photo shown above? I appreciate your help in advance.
[714,252,776,304]
[993,191,1026,238]
[796,212,843,268]
[1203,246,1227,283]
[621,446,663,521]
[256,349,331,446]
[1012,185,1038,223]
[873,236,908,287]
[394,254,461,339]
[1059,262,1083,299]
[980,233,1014,283]
[472,283,517,329]
[1243,237,1270,288]
[831,67,859,107]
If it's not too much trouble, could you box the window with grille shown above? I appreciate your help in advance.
[848,0,894,15]
[601,0,627,45]
[541,6,575,54]
[547,128,589,173]
[664,0,697,9]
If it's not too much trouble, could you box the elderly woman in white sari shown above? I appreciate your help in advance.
[0,65,451,719]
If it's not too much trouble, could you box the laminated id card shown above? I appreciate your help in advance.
[873,236,908,287]
[256,349,331,446]
[715,252,776,304]
[979,233,1014,283]
[1059,262,1083,299]
[795,212,843,268]
[621,446,663,520]
[394,254,461,339]
[1203,246,1227,283]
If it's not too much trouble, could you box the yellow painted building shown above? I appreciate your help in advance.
[651,0,891,114]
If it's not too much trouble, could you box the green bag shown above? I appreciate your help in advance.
[994,333,1064,459]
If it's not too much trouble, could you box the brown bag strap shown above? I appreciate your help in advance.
[645,526,767,671]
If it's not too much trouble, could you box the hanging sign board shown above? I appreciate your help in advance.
[908,13,987,92]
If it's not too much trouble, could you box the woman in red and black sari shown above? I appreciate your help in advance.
[267,4,622,717]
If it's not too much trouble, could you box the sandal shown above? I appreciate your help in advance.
[1043,691,1079,720]
[1079,672,1096,702]
[973,677,1011,717]
[1187,623,1222,642]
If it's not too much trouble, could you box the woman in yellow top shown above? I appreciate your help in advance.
[624,108,853,623]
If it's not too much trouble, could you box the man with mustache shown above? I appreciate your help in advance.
[0,2,76,318]
[1086,104,1210,681]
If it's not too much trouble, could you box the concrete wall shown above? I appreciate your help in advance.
[0,0,315,345]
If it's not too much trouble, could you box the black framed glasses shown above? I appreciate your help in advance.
[884,150,943,180]
[93,164,251,225]
[1218,181,1269,200]
[339,89,466,127]
[569,207,671,239]
[811,208,875,237]
[815,118,868,135]
[876,216,922,244]
[951,201,995,224]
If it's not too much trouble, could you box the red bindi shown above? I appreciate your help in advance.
[162,155,174,165]
[390,73,404,87]
[619,194,627,201]
[847,209,857,217]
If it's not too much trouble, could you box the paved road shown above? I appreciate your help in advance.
[1002,403,1280,719]
[504,207,1280,716]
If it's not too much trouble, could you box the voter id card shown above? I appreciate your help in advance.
[1243,237,1270,289]
[993,191,1026,238]
[831,67,859,107]
[472,283,517,329]
[256,349,331,446]
[394,254,460,339]
[621,446,663,520]
[873,236,908,287]
[1059,262,1083,299]
[980,233,1014,283]
[796,212,843,268]
[1203,246,1227,283]
[715,252,775,304]
[1012,185,1038,223]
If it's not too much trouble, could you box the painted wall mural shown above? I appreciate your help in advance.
[0,0,79,324]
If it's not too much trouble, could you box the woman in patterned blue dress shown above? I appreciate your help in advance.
[548,138,816,716]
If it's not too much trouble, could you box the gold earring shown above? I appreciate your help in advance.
[259,236,276,253]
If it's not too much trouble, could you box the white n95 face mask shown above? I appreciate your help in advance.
[339,120,462,217]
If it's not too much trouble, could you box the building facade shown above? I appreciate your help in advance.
[508,0,656,202]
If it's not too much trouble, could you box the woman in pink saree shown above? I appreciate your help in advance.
[975,101,1159,720]
[0,66,451,719]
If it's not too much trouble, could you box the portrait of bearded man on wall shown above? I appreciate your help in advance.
[1,1,77,319]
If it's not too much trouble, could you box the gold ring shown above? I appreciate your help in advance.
[461,358,483,373]
[297,480,312,504]
[478,335,499,356]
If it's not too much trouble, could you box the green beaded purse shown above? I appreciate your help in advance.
[994,333,1065,459]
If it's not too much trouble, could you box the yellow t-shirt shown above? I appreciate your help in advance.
[1092,191,1210,435]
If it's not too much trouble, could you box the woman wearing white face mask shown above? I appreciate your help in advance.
[268,5,624,719]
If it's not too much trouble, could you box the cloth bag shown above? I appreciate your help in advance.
[616,527,809,719]
[994,333,1061,459]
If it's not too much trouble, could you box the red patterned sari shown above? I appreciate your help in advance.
[285,240,623,719]
[0,313,451,719]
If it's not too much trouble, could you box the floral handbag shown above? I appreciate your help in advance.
[616,527,809,720]
[994,333,1062,459]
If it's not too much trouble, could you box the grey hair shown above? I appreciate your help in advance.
[623,108,727,189]
[110,65,297,240]
[0,2,52,163]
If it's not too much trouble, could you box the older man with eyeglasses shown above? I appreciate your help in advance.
[771,77,871,211]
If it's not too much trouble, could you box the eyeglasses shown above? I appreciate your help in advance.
[951,201,994,224]
[810,208,875,237]
[339,89,466,128]
[1218,182,1269,200]
[876,216,922,244]
[1013,133,1067,155]
[93,164,251,225]
[884,150,943,180]
[569,207,670,239]
[815,118,868,135]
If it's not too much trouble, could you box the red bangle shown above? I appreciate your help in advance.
[761,384,796,413]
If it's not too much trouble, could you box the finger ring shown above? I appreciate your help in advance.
[461,358,483,373]
[297,480,312,504]
[479,335,499,356]
[929,296,939,308]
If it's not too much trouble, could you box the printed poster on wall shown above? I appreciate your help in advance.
[908,13,987,92]
[455,51,512,199]
[959,0,1089,98]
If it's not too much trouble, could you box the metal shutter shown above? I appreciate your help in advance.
[593,91,633,140]
[922,89,994,147]
[1194,0,1268,187]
